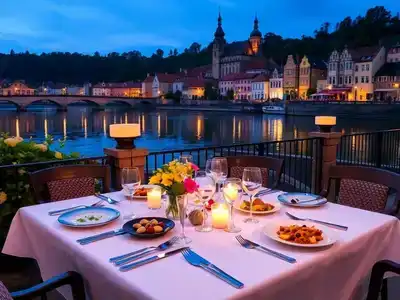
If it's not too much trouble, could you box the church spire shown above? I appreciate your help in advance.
[214,9,225,39]
[250,13,262,38]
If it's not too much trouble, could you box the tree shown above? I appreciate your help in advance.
[173,49,178,56]
[155,49,164,58]
[189,42,201,54]
[226,89,234,100]
[204,82,218,100]
[307,88,317,97]
[168,49,173,57]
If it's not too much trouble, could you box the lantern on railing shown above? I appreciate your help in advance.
[315,116,336,133]
[109,124,141,149]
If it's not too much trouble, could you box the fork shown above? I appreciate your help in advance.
[181,249,244,289]
[48,200,104,216]
[235,235,296,264]
[285,212,348,231]
[95,193,119,204]
[111,236,179,266]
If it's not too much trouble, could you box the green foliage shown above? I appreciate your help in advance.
[307,88,317,97]
[226,89,235,100]
[204,82,218,100]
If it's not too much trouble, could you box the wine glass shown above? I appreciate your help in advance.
[177,194,192,245]
[210,157,228,200]
[242,167,262,224]
[179,155,193,164]
[121,167,141,219]
[194,171,215,232]
[205,159,212,177]
[223,178,242,233]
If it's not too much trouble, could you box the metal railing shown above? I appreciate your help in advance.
[145,138,323,194]
[337,129,400,173]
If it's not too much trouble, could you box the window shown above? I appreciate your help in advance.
[365,76,369,83]
[355,65,359,72]
[340,63,344,70]
[355,76,358,83]
[349,62,353,69]
[361,76,365,83]
[332,77,336,85]
[366,64,370,71]
[339,77,343,85]
[344,76,348,84]
[361,64,365,71]
[349,76,352,84]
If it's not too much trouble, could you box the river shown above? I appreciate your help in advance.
[0,105,398,157]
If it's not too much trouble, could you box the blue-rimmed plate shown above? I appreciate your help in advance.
[58,207,120,228]
[277,192,327,207]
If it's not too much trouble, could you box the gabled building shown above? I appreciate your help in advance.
[283,55,299,99]
[298,56,326,99]
[374,62,400,101]
[219,73,258,100]
[269,68,283,99]
[2,80,35,96]
[151,73,180,97]
[251,73,269,101]
[38,82,67,95]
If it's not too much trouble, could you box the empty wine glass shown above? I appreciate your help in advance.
[121,167,141,219]
[177,194,192,245]
[179,155,193,164]
[194,171,215,232]
[223,178,242,233]
[210,157,228,201]
[242,167,262,224]
[205,159,212,177]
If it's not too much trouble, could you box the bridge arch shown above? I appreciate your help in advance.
[67,99,101,106]
[105,100,133,107]
[0,100,22,110]
[25,99,64,108]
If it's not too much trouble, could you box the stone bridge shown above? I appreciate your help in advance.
[0,95,161,111]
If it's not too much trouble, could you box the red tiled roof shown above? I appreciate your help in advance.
[93,81,141,88]
[156,73,181,83]
[186,65,212,77]
[143,76,154,83]
[252,74,270,82]
[243,59,266,71]
[220,72,258,81]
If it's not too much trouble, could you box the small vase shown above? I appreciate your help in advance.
[165,193,180,220]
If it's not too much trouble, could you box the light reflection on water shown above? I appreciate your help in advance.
[0,106,398,157]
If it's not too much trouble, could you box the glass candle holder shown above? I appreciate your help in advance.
[147,187,162,210]
[211,203,229,229]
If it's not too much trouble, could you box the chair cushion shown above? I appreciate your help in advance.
[230,166,269,187]
[0,282,12,300]
[338,179,389,212]
[47,177,96,201]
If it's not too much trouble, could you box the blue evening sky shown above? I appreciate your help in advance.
[0,0,399,56]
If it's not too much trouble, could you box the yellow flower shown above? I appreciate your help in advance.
[173,173,183,183]
[149,173,162,184]
[55,151,63,159]
[34,143,48,152]
[4,137,23,147]
[161,173,174,187]
[0,192,7,204]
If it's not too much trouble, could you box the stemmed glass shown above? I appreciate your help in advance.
[194,171,215,232]
[223,178,242,233]
[205,159,212,177]
[177,194,192,245]
[210,157,228,201]
[242,167,262,224]
[121,167,141,220]
[179,155,193,164]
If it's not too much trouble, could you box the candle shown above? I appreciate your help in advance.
[223,183,238,202]
[109,124,140,138]
[147,188,162,209]
[211,203,229,229]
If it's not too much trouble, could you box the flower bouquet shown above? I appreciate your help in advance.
[149,160,199,219]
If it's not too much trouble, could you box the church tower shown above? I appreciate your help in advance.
[249,15,262,55]
[212,11,225,80]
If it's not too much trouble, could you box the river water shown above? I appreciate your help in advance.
[0,106,398,157]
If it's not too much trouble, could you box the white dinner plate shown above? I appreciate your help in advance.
[262,219,338,248]
[233,199,281,215]
[58,207,120,228]
[277,192,327,207]
[131,184,158,200]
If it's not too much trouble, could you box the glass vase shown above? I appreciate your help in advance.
[165,193,180,220]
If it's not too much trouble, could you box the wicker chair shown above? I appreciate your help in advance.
[225,156,284,188]
[366,260,400,300]
[0,271,85,300]
[30,165,110,202]
[324,165,400,215]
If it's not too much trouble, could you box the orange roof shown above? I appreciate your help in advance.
[186,65,212,77]
[252,74,269,82]
[156,73,181,83]
[143,76,154,83]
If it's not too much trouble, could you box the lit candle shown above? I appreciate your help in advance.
[147,188,162,209]
[211,203,229,229]
[223,183,238,202]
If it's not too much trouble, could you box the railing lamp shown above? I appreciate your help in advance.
[109,124,140,149]
[315,116,336,133]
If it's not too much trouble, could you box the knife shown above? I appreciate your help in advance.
[119,247,188,272]
[290,196,324,204]
[247,239,296,264]
[77,229,126,245]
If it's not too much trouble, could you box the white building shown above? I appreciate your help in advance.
[92,83,112,96]
[269,68,283,99]
[38,82,67,95]
[251,74,269,100]
[387,42,400,63]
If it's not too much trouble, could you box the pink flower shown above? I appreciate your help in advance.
[189,163,199,171]
[184,178,198,194]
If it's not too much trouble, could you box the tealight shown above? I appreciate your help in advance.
[147,188,162,210]
[211,203,229,229]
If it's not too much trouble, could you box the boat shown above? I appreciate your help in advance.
[262,105,286,115]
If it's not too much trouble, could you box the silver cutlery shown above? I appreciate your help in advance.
[236,235,297,264]
[182,248,244,289]
[256,189,279,197]
[112,236,179,266]
[119,247,188,272]
[77,229,126,245]
[290,196,324,204]
[285,212,348,231]
[95,194,119,204]
[48,200,104,216]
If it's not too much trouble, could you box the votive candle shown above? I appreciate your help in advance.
[211,203,229,229]
[147,188,162,209]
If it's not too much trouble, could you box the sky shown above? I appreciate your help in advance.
[0,0,399,56]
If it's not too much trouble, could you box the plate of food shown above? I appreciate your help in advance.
[277,192,327,207]
[234,198,281,215]
[262,220,338,248]
[123,217,175,239]
[58,207,120,228]
[132,185,158,200]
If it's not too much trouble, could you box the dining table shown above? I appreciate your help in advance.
[2,190,400,300]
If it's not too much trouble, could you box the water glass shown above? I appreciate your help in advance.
[194,171,215,232]
[242,167,262,224]
[121,167,141,219]
[205,159,212,177]
[177,194,192,245]
[210,157,228,200]
[223,178,242,233]
[179,155,193,164]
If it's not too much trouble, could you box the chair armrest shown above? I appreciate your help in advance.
[319,189,328,198]
[10,271,85,300]
[366,260,400,300]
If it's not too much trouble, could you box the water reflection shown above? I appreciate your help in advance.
[0,106,398,157]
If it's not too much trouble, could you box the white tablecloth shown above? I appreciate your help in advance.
[2,191,400,300]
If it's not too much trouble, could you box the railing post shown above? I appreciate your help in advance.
[257,143,265,156]
[308,131,342,193]
[375,131,383,168]
[104,148,149,190]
